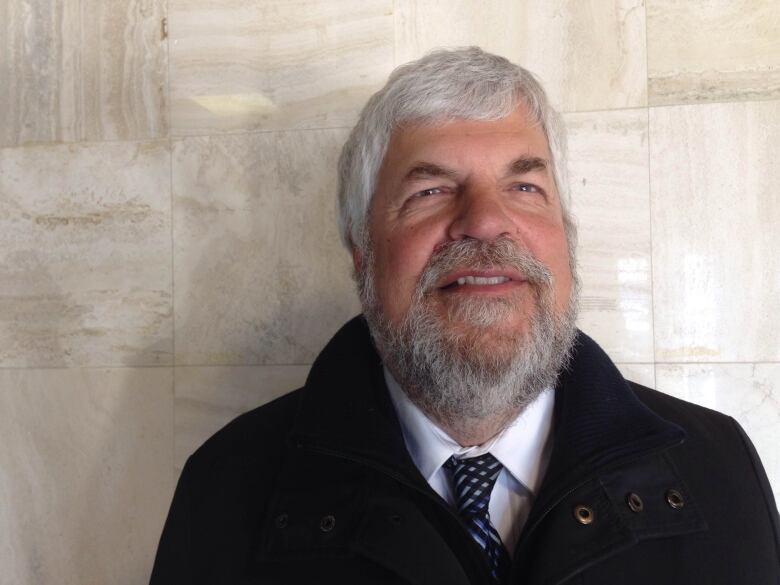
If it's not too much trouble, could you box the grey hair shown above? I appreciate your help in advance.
[337,46,571,251]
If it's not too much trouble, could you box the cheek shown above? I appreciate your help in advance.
[374,237,433,309]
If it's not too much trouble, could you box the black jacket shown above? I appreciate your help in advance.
[151,316,780,584]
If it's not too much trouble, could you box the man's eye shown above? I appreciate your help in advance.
[514,183,538,192]
[414,187,443,197]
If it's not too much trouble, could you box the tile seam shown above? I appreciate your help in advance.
[167,0,177,492]
[0,126,356,153]
[0,363,315,370]
[646,96,780,111]
[6,97,778,153]
[643,0,658,385]
[3,362,779,371]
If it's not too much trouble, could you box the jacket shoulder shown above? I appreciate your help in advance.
[150,388,304,584]
[186,388,302,472]
[629,380,780,548]
[628,381,764,453]
[628,382,732,432]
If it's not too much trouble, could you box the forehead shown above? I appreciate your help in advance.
[381,106,552,172]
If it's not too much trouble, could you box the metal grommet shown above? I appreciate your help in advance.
[319,514,336,532]
[274,513,288,529]
[573,504,595,525]
[666,489,685,509]
[626,492,644,513]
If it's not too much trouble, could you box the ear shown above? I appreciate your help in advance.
[351,244,363,273]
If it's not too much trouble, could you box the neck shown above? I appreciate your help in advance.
[436,409,520,447]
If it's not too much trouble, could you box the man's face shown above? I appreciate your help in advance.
[356,106,574,355]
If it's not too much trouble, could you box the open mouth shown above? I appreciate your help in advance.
[439,271,523,290]
[442,275,512,289]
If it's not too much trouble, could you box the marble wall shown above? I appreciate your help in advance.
[1,1,778,582]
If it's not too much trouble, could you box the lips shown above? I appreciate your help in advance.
[414,236,551,296]
[439,269,525,290]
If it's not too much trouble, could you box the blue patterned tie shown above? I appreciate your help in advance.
[444,453,511,583]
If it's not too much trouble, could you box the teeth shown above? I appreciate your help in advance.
[455,276,510,286]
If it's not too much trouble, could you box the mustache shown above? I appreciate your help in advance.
[416,236,553,295]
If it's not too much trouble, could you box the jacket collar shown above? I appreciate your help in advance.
[549,331,684,480]
[288,315,684,492]
[523,331,685,541]
[288,316,423,483]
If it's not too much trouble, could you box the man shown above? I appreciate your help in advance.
[151,48,780,584]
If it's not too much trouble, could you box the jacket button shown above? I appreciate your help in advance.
[319,514,336,532]
[666,489,685,509]
[626,492,644,513]
[573,504,595,525]
[274,513,288,529]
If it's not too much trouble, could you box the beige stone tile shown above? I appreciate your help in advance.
[650,101,780,363]
[647,0,780,105]
[394,0,647,111]
[0,367,174,585]
[168,0,393,135]
[656,363,780,502]
[0,141,173,367]
[0,0,167,147]
[394,0,527,64]
[173,128,361,365]
[616,363,655,389]
[175,365,309,469]
[566,109,653,362]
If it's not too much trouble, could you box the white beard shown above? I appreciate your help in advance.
[358,236,579,431]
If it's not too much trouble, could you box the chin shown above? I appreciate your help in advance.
[439,293,535,333]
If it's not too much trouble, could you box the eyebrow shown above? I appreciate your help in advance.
[507,156,548,175]
[403,162,459,182]
[401,156,549,184]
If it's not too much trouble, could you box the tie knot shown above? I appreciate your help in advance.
[444,453,504,517]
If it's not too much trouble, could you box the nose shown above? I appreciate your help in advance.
[447,185,516,242]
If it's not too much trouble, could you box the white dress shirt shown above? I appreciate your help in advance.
[384,368,555,555]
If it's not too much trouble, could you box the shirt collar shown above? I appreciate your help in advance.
[384,368,555,494]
